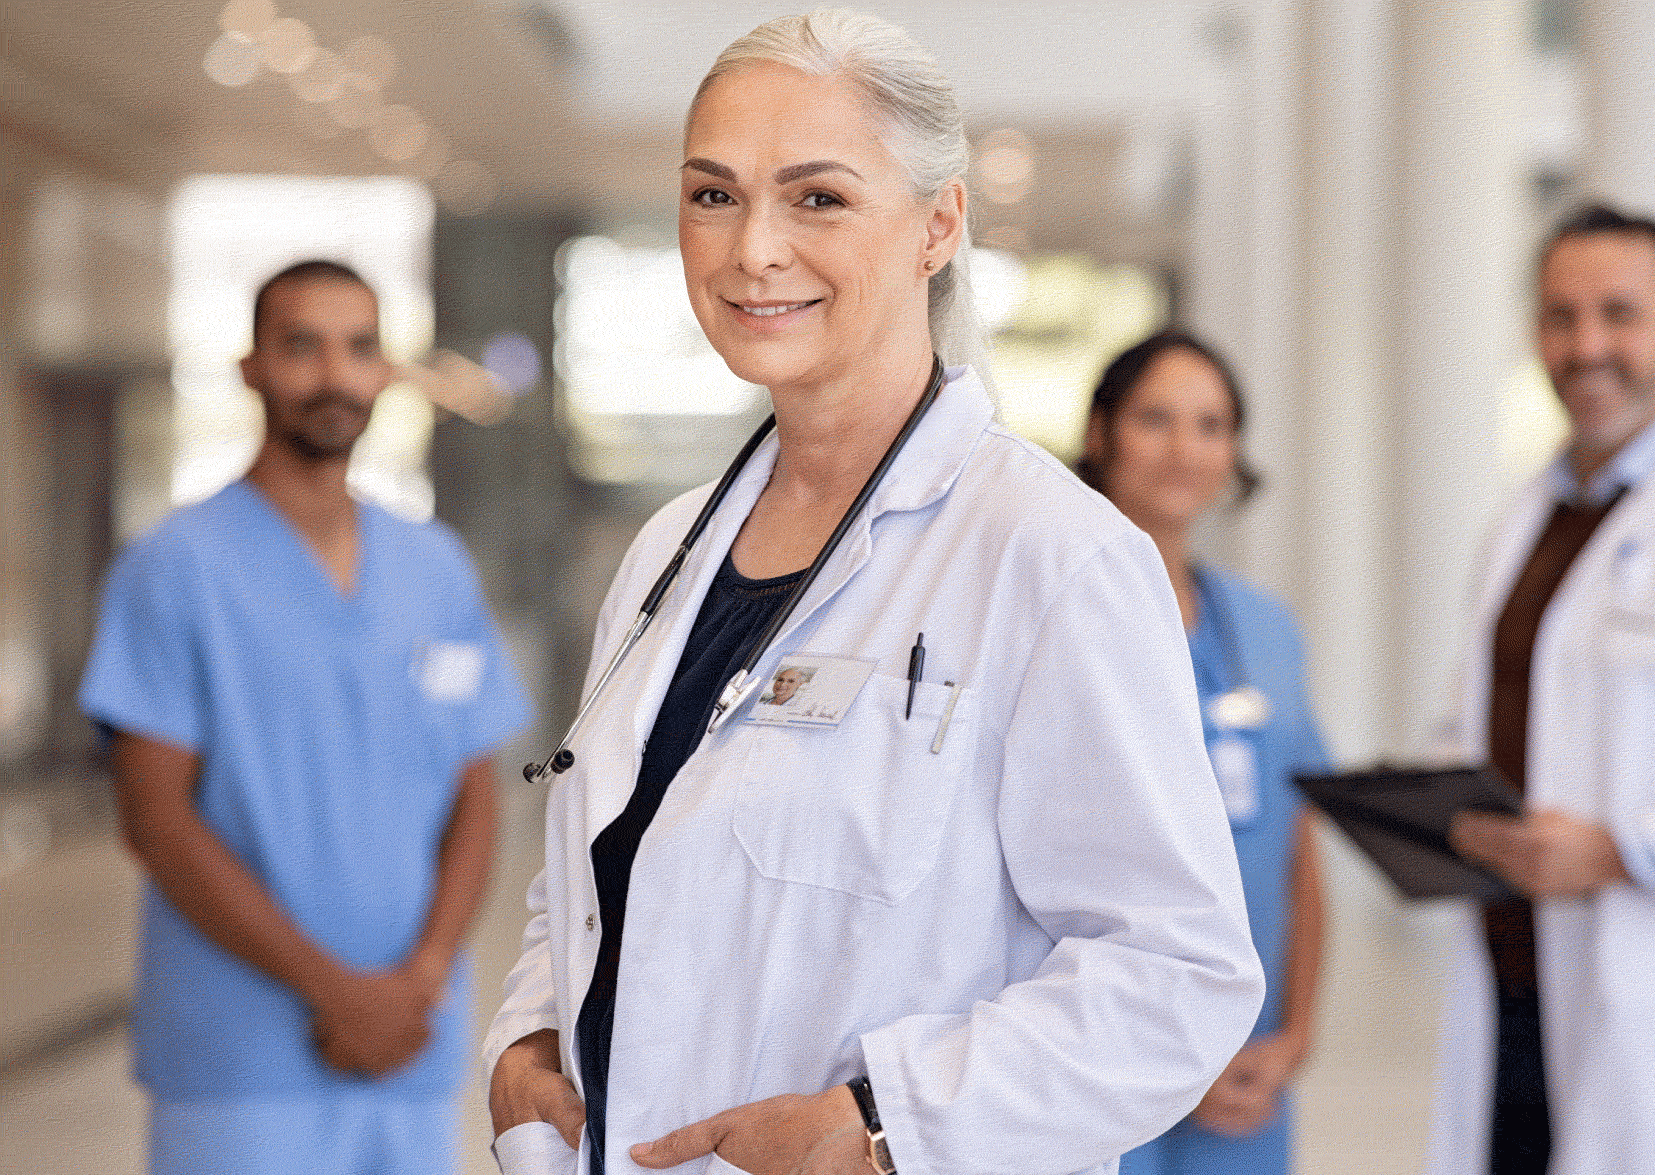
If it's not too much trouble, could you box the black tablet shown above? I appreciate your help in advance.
[1292,766,1523,900]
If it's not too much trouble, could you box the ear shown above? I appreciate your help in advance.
[239,353,258,391]
[919,177,967,277]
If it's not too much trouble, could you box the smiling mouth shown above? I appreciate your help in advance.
[728,299,822,317]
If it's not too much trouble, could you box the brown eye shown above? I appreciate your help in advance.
[691,188,734,206]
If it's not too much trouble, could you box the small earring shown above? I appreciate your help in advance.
[923,259,936,272]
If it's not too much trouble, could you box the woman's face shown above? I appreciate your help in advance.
[1090,347,1240,532]
[679,62,961,392]
[771,668,804,705]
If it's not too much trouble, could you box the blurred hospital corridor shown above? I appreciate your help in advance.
[9,0,1655,1171]
[3,778,1457,1174]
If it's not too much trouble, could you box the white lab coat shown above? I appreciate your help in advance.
[485,368,1265,1175]
[1427,465,1655,1175]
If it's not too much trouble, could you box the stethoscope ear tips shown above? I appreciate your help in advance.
[522,748,576,783]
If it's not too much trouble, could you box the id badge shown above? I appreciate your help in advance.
[1209,734,1260,825]
[746,654,876,727]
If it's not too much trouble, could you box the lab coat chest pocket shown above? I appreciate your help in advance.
[731,674,973,904]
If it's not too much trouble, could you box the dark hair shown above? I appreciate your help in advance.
[1537,201,1655,274]
[1078,327,1262,506]
[251,259,373,346]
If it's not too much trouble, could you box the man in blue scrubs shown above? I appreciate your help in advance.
[80,260,531,1174]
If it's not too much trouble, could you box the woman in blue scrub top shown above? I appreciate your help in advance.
[1079,329,1330,1175]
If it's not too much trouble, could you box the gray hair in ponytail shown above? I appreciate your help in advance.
[689,9,992,381]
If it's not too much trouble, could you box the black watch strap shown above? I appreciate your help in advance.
[845,1076,897,1174]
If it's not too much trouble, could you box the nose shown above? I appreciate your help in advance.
[320,342,367,393]
[1566,312,1612,367]
[732,202,792,276]
[1167,418,1200,460]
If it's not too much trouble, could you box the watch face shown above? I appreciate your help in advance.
[869,1135,897,1175]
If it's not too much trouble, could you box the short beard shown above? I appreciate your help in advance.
[272,392,372,461]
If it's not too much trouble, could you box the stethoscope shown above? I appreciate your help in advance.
[523,355,947,784]
[1194,566,1272,733]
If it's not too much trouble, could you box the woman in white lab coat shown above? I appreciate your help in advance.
[1429,461,1655,1175]
[484,12,1265,1175]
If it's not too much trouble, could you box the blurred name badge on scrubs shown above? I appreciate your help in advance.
[748,654,877,728]
[1210,735,1260,824]
[414,640,485,703]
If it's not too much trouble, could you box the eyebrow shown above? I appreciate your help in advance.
[680,158,864,185]
[775,160,862,184]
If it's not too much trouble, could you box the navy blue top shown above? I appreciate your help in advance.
[578,551,806,1173]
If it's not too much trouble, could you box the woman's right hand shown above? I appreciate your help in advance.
[490,1030,587,1150]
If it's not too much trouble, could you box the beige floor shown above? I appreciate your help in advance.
[0,789,1448,1175]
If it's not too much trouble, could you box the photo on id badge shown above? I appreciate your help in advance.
[750,655,876,727]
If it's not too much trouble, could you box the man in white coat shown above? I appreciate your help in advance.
[1433,202,1655,1175]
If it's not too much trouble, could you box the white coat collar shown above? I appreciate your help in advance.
[596,364,995,801]
[1541,416,1655,507]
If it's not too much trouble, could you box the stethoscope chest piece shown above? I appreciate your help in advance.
[1207,684,1272,732]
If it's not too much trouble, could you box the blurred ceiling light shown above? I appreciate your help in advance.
[342,35,399,89]
[218,0,276,37]
[433,160,498,216]
[405,132,450,181]
[977,128,1036,205]
[203,31,261,87]
[258,16,316,74]
[481,331,542,394]
[370,105,429,163]
[289,47,344,103]
[329,73,382,128]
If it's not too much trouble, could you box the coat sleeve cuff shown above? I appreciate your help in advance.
[858,1026,936,1175]
[480,1010,561,1089]
[1610,806,1655,891]
[492,1121,578,1175]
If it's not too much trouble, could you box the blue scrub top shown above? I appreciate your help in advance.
[80,480,532,1098]
[1186,564,1329,1039]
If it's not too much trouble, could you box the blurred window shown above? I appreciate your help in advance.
[552,236,1162,481]
[989,255,1167,462]
[168,175,436,518]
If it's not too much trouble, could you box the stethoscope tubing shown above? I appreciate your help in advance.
[705,355,946,732]
[523,415,780,782]
[524,355,946,782]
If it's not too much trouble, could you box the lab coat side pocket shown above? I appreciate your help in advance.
[731,674,973,904]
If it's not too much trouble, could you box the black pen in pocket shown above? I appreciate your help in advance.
[905,633,925,719]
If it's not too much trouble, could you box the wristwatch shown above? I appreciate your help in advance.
[845,1076,898,1175]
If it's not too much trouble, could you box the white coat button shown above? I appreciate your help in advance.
[585,914,595,931]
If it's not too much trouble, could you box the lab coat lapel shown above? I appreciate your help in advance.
[733,369,993,669]
[1428,470,1565,1175]
[580,438,781,845]
[1526,472,1655,809]
[1534,478,1655,1172]
[1460,473,1556,763]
